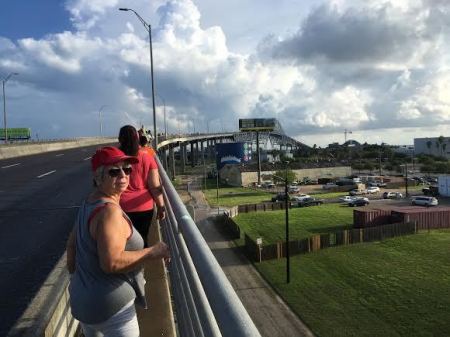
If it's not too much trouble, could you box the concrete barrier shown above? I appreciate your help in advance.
[0,138,116,160]
[6,253,78,337]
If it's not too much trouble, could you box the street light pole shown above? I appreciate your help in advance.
[156,93,167,138]
[2,72,19,143]
[98,105,107,137]
[273,162,290,284]
[119,8,158,149]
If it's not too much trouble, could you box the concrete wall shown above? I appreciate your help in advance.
[0,138,116,160]
[6,253,78,337]
[241,166,352,186]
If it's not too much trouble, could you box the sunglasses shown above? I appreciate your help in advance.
[108,166,132,177]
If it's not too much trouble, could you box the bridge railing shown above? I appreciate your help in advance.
[157,158,261,337]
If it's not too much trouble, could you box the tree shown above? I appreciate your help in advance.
[426,140,432,154]
[438,136,445,156]
[273,169,296,185]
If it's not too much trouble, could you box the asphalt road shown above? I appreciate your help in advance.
[0,144,113,336]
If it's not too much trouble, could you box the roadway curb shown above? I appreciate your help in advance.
[0,138,116,160]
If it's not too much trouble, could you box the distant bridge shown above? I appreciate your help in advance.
[156,128,309,181]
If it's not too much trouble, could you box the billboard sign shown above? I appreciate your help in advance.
[239,118,276,132]
[216,142,251,170]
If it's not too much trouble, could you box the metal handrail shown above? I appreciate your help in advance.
[157,157,261,337]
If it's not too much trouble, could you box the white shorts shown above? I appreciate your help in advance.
[80,300,139,337]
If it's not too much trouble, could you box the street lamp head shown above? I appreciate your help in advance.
[2,72,19,82]
[119,8,130,11]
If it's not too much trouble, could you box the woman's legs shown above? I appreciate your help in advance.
[81,301,139,337]
[126,210,154,247]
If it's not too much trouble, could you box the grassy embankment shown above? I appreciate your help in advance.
[234,203,353,243]
[256,230,450,337]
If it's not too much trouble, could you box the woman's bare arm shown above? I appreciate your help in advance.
[96,205,169,274]
[147,168,166,219]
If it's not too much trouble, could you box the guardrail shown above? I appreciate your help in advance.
[157,157,261,337]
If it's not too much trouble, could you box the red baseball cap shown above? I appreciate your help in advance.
[91,146,139,172]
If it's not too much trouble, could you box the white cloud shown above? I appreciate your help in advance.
[0,0,450,145]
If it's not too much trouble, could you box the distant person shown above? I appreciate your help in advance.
[66,146,170,337]
[138,127,156,156]
[119,125,165,247]
[139,134,156,157]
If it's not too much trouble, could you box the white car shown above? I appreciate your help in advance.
[383,191,403,199]
[339,195,355,203]
[411,196,438,206]
[367,186,380,193]
[291,194,311,202]
[288,186,300,194]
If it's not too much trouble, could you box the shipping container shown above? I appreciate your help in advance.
[354,207,395,228]
[391,206,450,231]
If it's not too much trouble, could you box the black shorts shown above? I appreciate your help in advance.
[125,210,154,247]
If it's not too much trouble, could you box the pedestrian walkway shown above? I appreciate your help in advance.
[187,176,315,337]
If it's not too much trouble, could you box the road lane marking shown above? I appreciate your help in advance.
[37,170,56,179]
[83,156,92,161]
[1,163,21,169]
[55,154,64,157]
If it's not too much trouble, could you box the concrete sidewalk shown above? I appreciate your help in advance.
[187,177,315,337]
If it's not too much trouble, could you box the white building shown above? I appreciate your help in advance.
[438,176,450,197]
[414,137,450,158]
[393,145,414,155]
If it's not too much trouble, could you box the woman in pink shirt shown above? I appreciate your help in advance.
[118,125,165,247]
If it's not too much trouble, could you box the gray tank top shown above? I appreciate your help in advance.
[69,199,147,324]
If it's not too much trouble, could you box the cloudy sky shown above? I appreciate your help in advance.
[1,0,449,146]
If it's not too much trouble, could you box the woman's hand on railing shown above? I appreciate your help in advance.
[157,205,166,220]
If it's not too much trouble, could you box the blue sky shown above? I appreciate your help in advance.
[0,0,72,40]
[1,0,450,146]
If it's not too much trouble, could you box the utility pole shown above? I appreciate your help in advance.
[344,129,352,143]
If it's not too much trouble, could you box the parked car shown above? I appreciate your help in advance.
[288,186,300,194]
[348,198,370,207]
[411,196,438,206]
[422,186,439,196]
[291,194,311,202]
[271,192,287,202]
[339,195,355,203]
[349,189,367,196]
[296,197,323,207]
[322,183,338,189]
[382,191,403,199]
[367,186,380,194]
[263,181,275,189]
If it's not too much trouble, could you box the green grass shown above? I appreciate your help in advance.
[255,230,450,337]
[234,203,353,243]
[203,179,273,207]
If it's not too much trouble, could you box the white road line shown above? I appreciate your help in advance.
[83,156,92,161]
[55,154,64,157]
[37,170,56,179]
[1,163,21,169]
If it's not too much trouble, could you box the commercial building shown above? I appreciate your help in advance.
[414,137,450,158]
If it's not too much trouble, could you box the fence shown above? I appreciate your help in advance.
[236,220,417,262]
[237,202,291,213]
[157,158,261,337]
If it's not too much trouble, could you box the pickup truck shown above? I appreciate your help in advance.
[349,189,367,196]
[296,197,323,207]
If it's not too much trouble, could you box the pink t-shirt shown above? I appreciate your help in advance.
[120,149,158,212]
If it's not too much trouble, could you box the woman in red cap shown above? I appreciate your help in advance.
[118,125,165,247]
[66,146,169,337]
